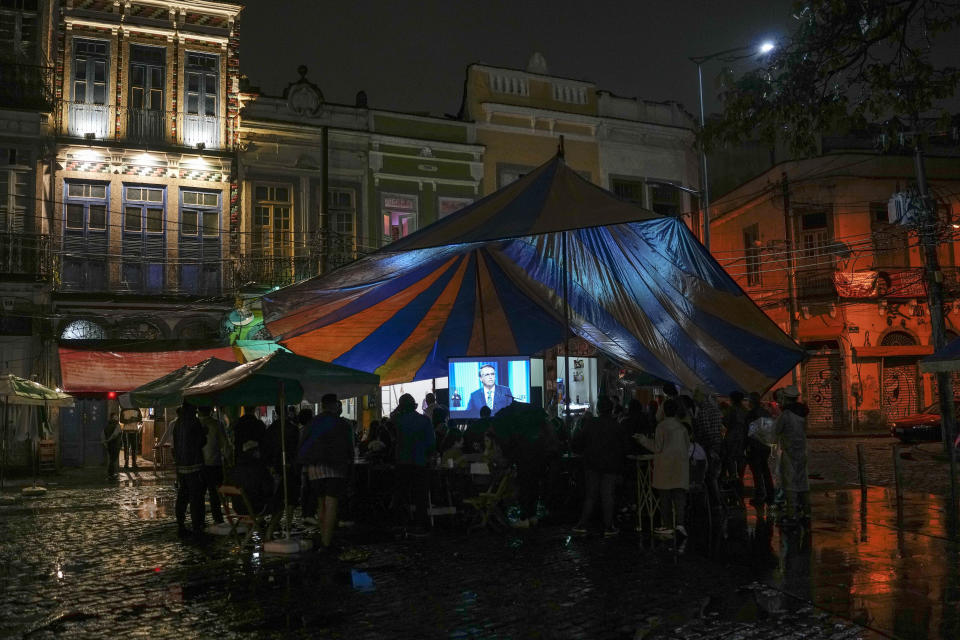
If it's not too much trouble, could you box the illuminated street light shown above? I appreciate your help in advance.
[690,39,778,252]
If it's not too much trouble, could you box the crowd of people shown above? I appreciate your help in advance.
[560,382,812,539]
[162,382,811,547]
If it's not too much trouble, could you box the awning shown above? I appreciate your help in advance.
[0,374,74,407]
[853,345,934,359]
[58,346,239,393]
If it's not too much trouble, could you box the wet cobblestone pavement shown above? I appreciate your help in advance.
[2,438,957,640]
[807,438,958,496]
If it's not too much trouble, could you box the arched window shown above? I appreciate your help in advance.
[881,331,916,347]
[116,320,162,341]
[61,319,106,340]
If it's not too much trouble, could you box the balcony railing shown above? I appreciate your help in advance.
[126,107,166,144]
[833,267,960,300]
[62,105,226,149]
[180,113,220,149]
[0,232,53,278]
[50,233,368,294]
[0,62,53,110]
[228,255,317,291]
[66,102,111,139]
[795,267,837,300]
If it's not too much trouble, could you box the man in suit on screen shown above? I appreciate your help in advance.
[466,364,513,417]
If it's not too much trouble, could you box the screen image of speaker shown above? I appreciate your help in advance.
[448,356,531,419]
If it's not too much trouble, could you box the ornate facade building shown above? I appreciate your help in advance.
[0,0,56,383]
[1,7,701,468]
[47,0,242,465]
[710,140,960,430]
[460,54,699,223]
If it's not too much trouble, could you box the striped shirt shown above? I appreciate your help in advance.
[305,463,347,481]
[693,405,724,452]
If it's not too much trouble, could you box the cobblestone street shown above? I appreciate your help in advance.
[807,437,958,496]
[2,437,958,639]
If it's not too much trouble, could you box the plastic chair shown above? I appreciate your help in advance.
[462,468,516,532]
[218,484,268,546]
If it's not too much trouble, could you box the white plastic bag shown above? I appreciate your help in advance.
[748,417,776,445]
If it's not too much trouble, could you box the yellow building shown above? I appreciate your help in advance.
[460,54,699,225]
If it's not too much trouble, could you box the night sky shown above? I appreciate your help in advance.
[239,0,796,118]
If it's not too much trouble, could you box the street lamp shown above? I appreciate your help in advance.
[690,40,777,253]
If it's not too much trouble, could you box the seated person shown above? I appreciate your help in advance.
[463,406,492,454]
[224,440,274,515]
[439,430,467,469]
[482,430,508,469]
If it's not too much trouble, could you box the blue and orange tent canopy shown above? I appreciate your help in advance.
[263,155,804,393]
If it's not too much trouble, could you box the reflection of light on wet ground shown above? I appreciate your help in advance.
[751,487,960,640]
[119,495,171,520]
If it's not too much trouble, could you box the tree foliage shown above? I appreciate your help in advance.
[703,0,960,155]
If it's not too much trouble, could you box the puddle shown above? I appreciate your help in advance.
[120,496,172,520]
[734,487,960,640]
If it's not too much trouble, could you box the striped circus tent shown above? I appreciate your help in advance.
[263,155,803,392]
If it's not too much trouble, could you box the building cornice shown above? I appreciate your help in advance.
[369,133,483,156]
[470,63,596,89]
[132,0,242,17]
[64,16,229,45]
[372,172,480,192]
[479,101,598,128]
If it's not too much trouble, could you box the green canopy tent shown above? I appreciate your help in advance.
[181,350,380,553]
[120,358,241,469]
[124,357,240,408]
[0,374,74,492]
[183,350,381,406]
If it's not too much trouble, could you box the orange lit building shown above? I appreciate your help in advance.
[710,140,960,430]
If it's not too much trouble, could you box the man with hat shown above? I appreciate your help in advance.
[772,385,810,525]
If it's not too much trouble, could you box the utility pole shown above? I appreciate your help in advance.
[696,61,711,251]
[782,172,800,387]
[913,138,958,511]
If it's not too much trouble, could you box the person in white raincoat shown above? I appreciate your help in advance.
[635,398,690,537]
[772,385,809,523]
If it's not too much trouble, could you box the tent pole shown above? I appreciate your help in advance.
[475,252,488,354]
[279,381,289,539]
[562,231,572,422]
